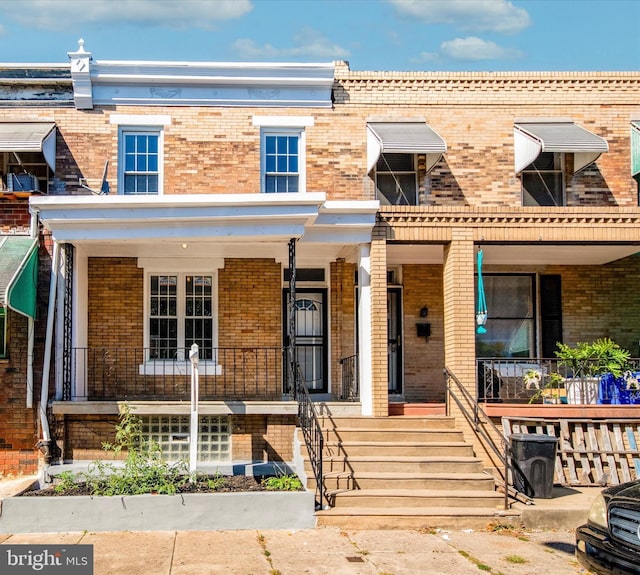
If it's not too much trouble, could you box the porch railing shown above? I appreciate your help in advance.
[445,366,531,507]
[338,354,359,401]
[294,362,325,509]
[70,347,286,401]
[477,357,640,405]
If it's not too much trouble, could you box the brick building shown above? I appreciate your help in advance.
[1,42,640,497]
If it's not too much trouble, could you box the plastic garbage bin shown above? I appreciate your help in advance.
[510,433,558,499]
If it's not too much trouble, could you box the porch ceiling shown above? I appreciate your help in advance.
[387,244,640,266]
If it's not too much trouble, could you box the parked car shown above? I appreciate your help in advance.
[576,480,640,574]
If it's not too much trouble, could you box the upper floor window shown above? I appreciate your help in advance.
[121,130,160,195]
[262,130,302,193]
[521,152,564,207]
[375,153,418,205]
[253,116,313,194]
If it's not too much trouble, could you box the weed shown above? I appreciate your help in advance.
[505,555,527,564]
[458,550,493,573]
[261,474,303,491]
[205,472,227,490]
[53,470,76,493]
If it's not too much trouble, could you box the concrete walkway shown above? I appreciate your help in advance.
[0,527,586,575]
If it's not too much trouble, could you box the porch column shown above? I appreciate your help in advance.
[443,229,476,418]
[359,228,388,417]
[73,248,88,400]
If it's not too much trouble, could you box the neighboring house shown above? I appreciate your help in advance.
[1,41,640,489]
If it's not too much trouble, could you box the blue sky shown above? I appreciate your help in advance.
[0,0,638,71]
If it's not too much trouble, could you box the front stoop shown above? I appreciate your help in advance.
[301,416,515,529]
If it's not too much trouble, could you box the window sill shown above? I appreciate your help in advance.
[138,362,222,376]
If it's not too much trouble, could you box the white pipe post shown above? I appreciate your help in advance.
[26,317,34,408]
[189,343,199,475]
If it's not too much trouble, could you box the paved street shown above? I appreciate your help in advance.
[0,526,588,575]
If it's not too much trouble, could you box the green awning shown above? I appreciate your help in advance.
[632,122,640,178]
[0,236,38,319]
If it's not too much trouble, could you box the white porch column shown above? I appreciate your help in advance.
[73,247,88,400]
[358,245,373,415]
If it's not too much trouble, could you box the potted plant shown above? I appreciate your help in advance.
[554,338,630,404]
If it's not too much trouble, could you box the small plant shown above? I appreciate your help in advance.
[205,472,227,490]
[261,473,303,491]
[53,470,77,493]
[555,338,630,379]
[505,555,527,564]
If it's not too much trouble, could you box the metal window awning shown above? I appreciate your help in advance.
[0,122,57,171]
[632,121,640,178]
[514,121,608,175]
[367,122,447,173]
[0,236,39,319]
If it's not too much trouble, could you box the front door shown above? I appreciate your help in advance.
[387,288,403,394]
[284,289,328,393]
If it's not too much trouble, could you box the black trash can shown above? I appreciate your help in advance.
[510,433,558,499]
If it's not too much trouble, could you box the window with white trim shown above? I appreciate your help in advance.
[149,273,213,360]
[119,128,161,195]
[261,129,304,193]
[521,152,565,206]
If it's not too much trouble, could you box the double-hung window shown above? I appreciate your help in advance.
[121,130,160,195]
[254,116,313,194]
[263,130,301,193]
[149,273,214,361]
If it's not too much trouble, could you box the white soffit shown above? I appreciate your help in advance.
[482,245,639,266]
[367,122,446,173]
[514,122,608,174]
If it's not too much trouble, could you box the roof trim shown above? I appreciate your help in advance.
[366,122,447,173]
[514,121,608,174]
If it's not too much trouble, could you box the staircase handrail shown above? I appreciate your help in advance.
[294,363,326,509]
[444,366,532,508]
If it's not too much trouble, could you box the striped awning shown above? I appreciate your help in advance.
[632,121,640,178]
[0,236,39,319]
[367,122,446,173]
[0,122,57,171]
[514,121,608,174]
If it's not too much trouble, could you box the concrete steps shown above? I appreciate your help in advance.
[298,415,505,529]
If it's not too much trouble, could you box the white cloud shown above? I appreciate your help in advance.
[388,0,531,34]
[440,36,522,60]
[2,0,252,30]
[232,28,350,60]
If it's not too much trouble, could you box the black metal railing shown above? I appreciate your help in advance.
[70,347,286,400]
[294,363,325,509]
[477,357,640,405]
[445,366,532,508]
[338,354,359,401]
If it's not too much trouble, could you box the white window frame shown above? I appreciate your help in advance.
[253,116,313,194]
[117,126,164,195]
[140,268,220,375]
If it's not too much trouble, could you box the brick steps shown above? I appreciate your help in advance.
[298,415,503,528]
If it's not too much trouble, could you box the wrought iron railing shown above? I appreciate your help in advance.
[338,354,359,401]
[294,363,325,509]
[70,347,286,400]
[477,357,640,405]
[445,366,531,508]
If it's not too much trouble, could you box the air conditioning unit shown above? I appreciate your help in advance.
[6,173,40,192]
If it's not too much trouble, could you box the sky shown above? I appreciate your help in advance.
[0,0,638,72]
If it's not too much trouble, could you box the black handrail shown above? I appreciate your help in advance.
[294,362,325,509]
[444,366,532,508]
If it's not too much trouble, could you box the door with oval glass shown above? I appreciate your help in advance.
[284,289,328,393]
